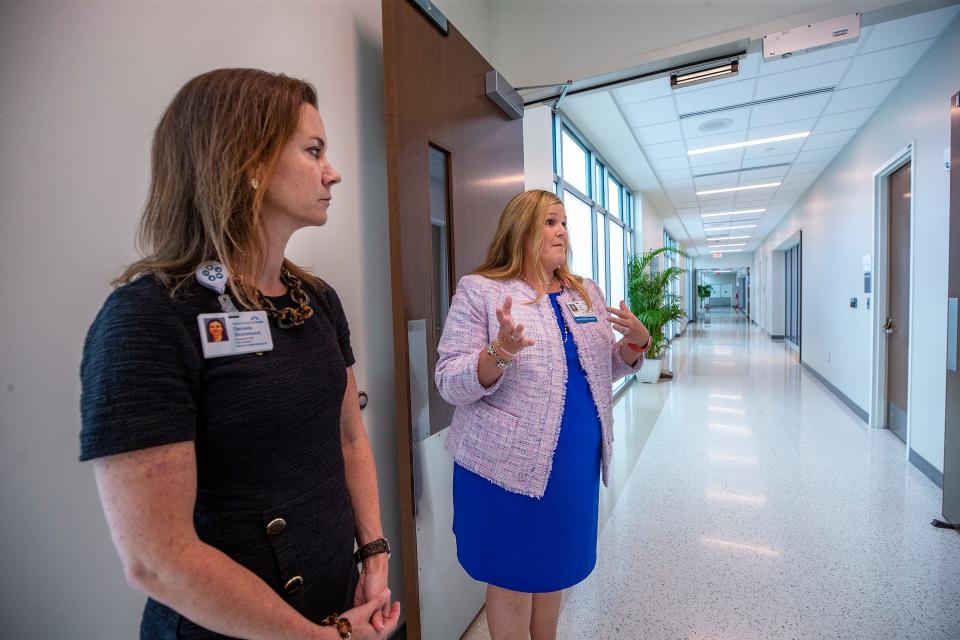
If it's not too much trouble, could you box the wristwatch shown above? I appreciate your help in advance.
[354,537,391,565]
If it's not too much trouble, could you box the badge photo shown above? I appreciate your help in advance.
[566,300,598,323]
[197,311,274,359]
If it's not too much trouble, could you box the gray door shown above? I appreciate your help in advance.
[885,161,911,443]
[943,92,960,522]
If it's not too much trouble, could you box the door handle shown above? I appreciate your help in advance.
[882,318,895,335]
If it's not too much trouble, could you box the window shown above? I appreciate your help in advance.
[607,176,622,220]
[560,128,588,196]
[556,117,637,392]
[564,191,593,279]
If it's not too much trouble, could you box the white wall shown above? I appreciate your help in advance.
[438,0,493,64]
[0,1,403,637]
[640,194,666,252]
[753,17,960,471]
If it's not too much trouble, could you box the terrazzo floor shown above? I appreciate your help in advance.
[462,309,960,639]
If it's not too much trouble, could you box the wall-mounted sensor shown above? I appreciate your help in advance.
[850,297,858,309]
[945,146,951,172]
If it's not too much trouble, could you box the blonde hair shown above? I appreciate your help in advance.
[115,68,322,308]
[473,189,591,308]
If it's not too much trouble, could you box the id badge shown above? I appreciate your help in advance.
[566,300,598,323]
[197,311,274,358]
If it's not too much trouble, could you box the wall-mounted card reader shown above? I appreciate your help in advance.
[850,297,858,309]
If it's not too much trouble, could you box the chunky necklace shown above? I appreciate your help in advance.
[258,267,314,329]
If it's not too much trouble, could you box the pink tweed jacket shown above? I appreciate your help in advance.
[436,274,643,498]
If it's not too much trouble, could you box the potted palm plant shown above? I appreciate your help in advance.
[697,283,714,313]
[626,246,688,383]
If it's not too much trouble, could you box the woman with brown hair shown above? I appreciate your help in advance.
[435,189,651,639]
[80,68,399,639]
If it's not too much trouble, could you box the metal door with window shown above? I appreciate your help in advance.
[382,1,525,637]
[886,162,911,443]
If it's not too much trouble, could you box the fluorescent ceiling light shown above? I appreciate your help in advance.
[671,59,739,89]
[709,235,751,241]
[697,182,781,195]
[688,132,810,156]
[713,249,744,253]
[707,243,747,249]
[701,208,765,218]
[705,224,757,232]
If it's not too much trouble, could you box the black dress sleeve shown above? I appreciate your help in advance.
[79,279,202,461]
[316,283,356,368]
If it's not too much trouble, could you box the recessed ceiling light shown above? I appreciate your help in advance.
[697,182,781,195]
[707,243,747,248]
[688,132,810,156]
[705,224,757,232]
[708,235,751,241]
[714,249,744,253]
[697,117,734,132]
[701,208,765,218]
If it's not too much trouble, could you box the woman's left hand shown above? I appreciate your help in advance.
[606,300,650,348]
[354,558,390,631]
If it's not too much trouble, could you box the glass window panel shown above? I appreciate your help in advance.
[609,222,625,304]
[595,162,604,205]
[607,176,621,219]
[596,214,607,299]
[561,130,588,195]
[564,191,593,278]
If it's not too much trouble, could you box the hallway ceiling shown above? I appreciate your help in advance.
[562,4,959,256]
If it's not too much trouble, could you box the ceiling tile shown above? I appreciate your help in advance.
[749,92,831,127]
[613,77,672,104]
[635,121,684,145]
[622,96,678,128]
[689,149,745,169]
[859,5,960,53]
[681,107,751,140]
[650,155,689,171]
[824,79,898,114]
[803,130,855,150]
[794,146,840,164]
[661,178,695,191]
[781,174,816,186]
[656,167,692,181]
[813,107,874,134]
[758,40,859,75]
[839,40,934,89]
[645,140,688,160]
[674,78,757,115]
[747,119,817,139]
[755,62,847,100]
[738,165,790,180]
[742,138,806,159]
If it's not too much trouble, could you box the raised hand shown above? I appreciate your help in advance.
[495,294,536,358]
[606,300,650,347]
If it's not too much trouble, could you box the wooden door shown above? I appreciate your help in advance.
[944,92,960,522]
[886,162,911,443]
[382,1,525,637]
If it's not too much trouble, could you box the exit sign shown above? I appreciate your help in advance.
[713,252,722,258]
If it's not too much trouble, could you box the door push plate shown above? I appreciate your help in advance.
[948,298,958,372]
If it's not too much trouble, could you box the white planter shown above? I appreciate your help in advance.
[638,357,663,383]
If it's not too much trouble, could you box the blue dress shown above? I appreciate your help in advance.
[452,291,602,593]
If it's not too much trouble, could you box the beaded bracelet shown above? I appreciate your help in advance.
[487,342,513,369]
[319,613,352,639]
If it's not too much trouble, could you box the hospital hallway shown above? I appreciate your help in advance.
[551,308,960,639]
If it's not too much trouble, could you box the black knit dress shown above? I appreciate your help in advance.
[80,275,358,639]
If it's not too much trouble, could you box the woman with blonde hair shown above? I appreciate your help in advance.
[80,68,399,639]
[435,189,651,639]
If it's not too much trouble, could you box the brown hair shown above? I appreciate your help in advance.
[115,67,322,308]
[473,189,591,308]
